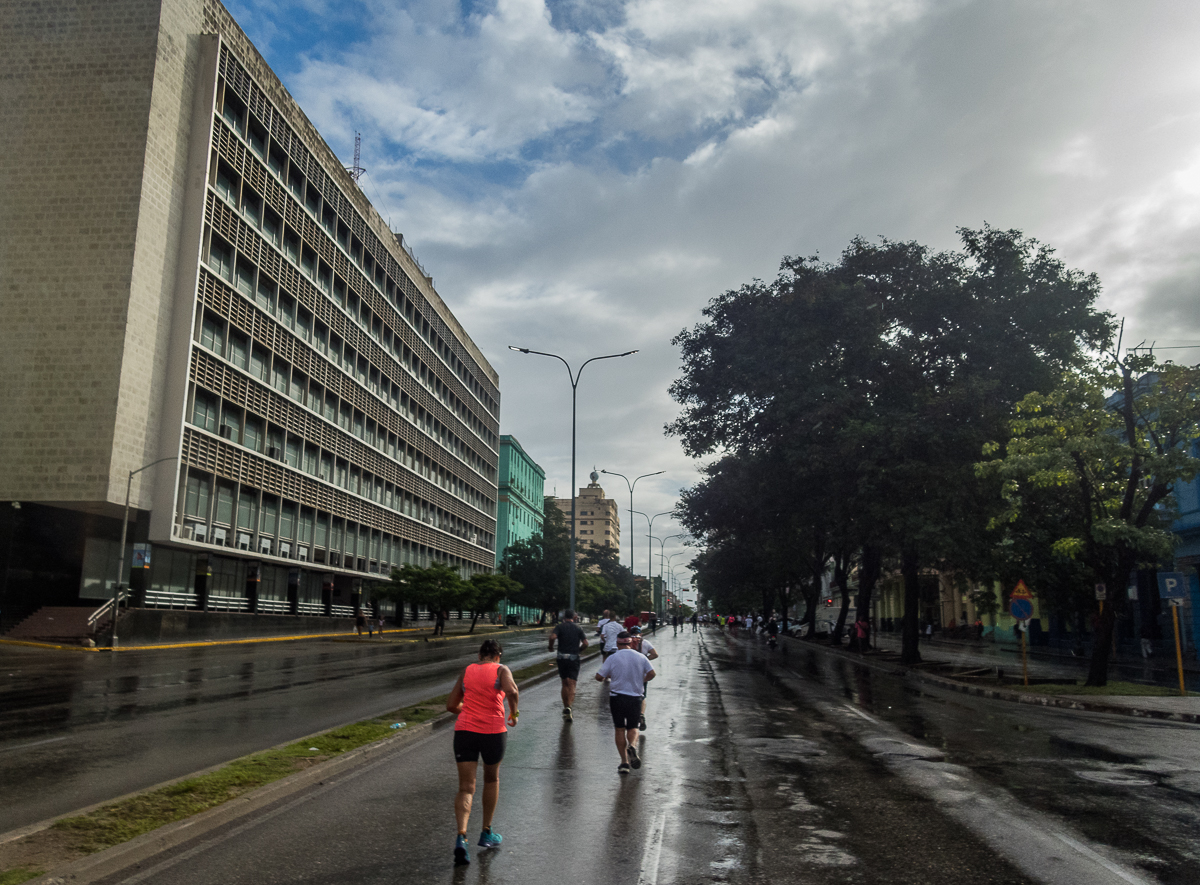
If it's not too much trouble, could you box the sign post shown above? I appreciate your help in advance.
[1095,583,1106,615]
[1010,581,1034,686]
[1157,573,1189,696]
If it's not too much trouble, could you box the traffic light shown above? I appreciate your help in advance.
[825,597,833,606]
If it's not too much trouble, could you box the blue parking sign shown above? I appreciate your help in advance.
[1157,572,1188,600]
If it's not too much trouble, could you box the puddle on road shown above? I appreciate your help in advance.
[1074,770,1157,787]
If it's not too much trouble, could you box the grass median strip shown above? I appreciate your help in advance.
[0,647,592,882]
[0,698,447,879]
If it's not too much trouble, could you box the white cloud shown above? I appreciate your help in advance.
[240,0,1200,536]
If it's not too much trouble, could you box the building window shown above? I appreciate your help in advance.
[250,347,269,382]
[215,482,235,525]
[236,489,258,530]
[227,331,248,371]
[260,496,278,536]
[192,390,218,432]
[208,239,233,281]
[185,473,211,519]
[200,314,224,354]
[243,415,263,453]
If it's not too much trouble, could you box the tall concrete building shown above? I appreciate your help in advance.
[552,471,620,557]
[0,0,500,624]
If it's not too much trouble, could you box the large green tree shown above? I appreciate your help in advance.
[980,356,1200,684]
[467,573,522,633]
[384,563,473,624]
[670,227,1113,663]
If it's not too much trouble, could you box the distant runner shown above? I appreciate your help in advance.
[628,625,658,731]
[445,639,519,866]
[549,609,588,721]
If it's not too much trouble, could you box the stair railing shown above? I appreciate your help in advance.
[87,590,129,631]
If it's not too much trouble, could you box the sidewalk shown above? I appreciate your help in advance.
[782,632,1200,724]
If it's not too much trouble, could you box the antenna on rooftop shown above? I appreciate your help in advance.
[347,131,366,182]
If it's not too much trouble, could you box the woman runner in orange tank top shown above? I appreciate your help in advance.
[445,639,519,866]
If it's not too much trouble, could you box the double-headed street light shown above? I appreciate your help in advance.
[600,469,663,575]
[631,509,671,611]
[650,532,688,613]
[508,346,638,612]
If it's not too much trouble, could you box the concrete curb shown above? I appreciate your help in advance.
[16,649,599,885]
[0,624,546,654]
[770,631,1200,725]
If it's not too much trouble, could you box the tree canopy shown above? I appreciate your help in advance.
[671,227,1114,664]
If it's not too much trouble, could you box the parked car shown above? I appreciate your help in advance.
[505,614,522,626]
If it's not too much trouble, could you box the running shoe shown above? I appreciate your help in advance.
[562,706,573,721]
[639,715,647,731]
[454,834,470,866]
[628,743,641,769]
[617,762,631,774]
[478,828,503,849]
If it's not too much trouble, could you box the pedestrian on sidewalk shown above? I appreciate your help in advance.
[854,616,869,654]
[445,639,520,866]
[549,609,588,721]
[691,612,699,632]
[595,633,655,774]
[377,613,386,636]
[355,608,366,636]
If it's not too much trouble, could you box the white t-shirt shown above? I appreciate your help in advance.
[597,648,654,696]
[601,620,624,652]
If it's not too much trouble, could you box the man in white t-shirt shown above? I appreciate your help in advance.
[595,633,655,774]
[600,615,624,661]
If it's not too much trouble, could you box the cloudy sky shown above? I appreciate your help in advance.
[227,0,1200,599]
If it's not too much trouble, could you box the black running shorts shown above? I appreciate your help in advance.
[556,655,581,682]
[609,693,642,729]
[453,730,507,765]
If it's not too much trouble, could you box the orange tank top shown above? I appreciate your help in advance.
[455,661,507,734]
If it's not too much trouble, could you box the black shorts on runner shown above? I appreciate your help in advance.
[453,730,507,765]
[601,648,616,661]
[609,693,642,729]
[556,655,581,681]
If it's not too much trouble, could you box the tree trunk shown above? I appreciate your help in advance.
[469,611,479,633]
[855,544,883,628]
[1085,563,1130,686]
[800,580,818,638]
[830,554,851,646]
[900,546,922,665]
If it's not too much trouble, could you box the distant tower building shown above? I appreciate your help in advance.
[553,470,620,558]
[495,436,545,565]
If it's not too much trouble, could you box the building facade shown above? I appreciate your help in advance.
[0,0,499,624]
[495,436,545,564]
[552,472,621,557]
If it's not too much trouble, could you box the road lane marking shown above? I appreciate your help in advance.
[0,735,72,754]
[843,703,876,723]
[636,807,669,885]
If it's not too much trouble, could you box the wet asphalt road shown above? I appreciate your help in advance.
[0,631,556,833]
[88,628,1200,885]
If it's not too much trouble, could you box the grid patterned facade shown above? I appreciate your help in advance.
[0,0,500,617]
[177,42,500,581]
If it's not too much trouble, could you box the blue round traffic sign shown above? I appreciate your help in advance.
[1010,598,1033,621]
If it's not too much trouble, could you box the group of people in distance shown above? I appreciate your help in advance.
[443,608,663,866]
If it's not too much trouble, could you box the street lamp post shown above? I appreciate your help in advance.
[631,509,671,612]
[112,456,178,648]
[600,469,663,575]
[508,346,638,612]
[649,533,687,614]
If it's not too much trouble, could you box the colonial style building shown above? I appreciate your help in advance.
[0,0,499,626]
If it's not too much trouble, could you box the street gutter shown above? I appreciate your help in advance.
[13,647,598,885]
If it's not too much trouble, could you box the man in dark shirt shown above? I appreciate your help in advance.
[549,609,589,721]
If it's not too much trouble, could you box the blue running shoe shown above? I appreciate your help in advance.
[454,834,470,866]
[478,828,503,849]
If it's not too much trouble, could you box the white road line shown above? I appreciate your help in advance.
[843,703,876,723]
[0,735,72,754]
[636,807,669,885]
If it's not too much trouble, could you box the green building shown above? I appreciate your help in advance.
[496,436,545,623]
